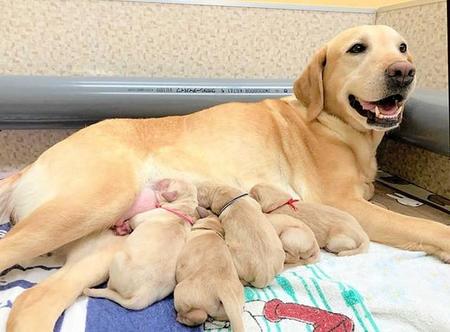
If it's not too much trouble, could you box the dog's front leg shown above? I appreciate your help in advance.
[6,231,125,332]
[333,198,450,262]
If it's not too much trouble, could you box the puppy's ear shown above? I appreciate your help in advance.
[153,178,171,191]
[162,191,178,202]
[196,206,211,219]
[293,46,327,121]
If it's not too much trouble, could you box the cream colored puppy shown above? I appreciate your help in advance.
[174,212,244,332]
[266,213,320,265]
[197,182,285,288]
[250,183,369,256]
[84,179,197,309]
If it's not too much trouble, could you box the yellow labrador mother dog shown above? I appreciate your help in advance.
[1,25,449,331]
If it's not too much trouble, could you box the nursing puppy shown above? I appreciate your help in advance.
[197,182,285,288]
[84,179,197,309]
[174,211,244,332]
[266,213,320,266]
[250,183,369,256]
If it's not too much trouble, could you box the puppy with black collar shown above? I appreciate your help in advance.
[197,182,284,288]
[174,209,244,331]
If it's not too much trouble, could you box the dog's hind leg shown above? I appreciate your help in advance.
[6,230,125,332]
[0,158,140,272]
[0,186,135,272]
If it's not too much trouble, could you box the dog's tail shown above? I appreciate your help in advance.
[217,285,245,332]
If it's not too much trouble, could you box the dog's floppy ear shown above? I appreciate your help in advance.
[293,46,327,121]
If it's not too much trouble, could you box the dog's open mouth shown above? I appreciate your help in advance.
[348,94,404,128]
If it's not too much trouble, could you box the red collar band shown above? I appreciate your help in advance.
[266,198,299,214]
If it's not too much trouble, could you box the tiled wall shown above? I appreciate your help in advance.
[0,0,373,78]
[375,1,449,198]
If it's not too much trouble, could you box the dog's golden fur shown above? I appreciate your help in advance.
[174,216,244,332]
[265,213,320,265]
[1,25,449,331]
[83,179,197,310]
[250,183,369,256]
[197,182,285,288]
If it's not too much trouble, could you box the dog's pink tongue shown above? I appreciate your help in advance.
[360,100,376,111]
[378,104,398,115]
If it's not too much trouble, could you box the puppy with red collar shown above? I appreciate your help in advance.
[84,179,197,310]
[250,183,369,256]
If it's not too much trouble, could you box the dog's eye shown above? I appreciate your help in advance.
[347,43,367,54]
[399,43,407,53]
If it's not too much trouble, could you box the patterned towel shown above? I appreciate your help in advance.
[2,219,450,332]
[206,259,377,332]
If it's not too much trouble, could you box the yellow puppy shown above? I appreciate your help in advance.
[84,179,197,309]
[174,213,244,332]
[250,183,369,256]
[266,213,320,266]
[197,182,285,288]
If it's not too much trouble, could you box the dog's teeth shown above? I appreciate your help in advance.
[374,106,380,117]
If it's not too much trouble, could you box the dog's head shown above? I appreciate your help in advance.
[294,25,416,131]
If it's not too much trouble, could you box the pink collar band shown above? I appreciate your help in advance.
[156,203,194,225]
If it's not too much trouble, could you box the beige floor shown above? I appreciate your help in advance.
[372,182,450,225]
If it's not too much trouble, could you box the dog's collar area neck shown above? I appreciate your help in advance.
[155,202,194,225]
[266,198,299,214]
[191,227,224,240]
[218,193,249,216]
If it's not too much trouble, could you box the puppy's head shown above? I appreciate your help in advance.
[197,182,243,214]
[294,25,416,131]
[153,178,197,204]
[194,206,214,220]
[249,183,292,213]
[192,215,224,237]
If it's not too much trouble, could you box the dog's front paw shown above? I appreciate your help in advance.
[433,249,450,263]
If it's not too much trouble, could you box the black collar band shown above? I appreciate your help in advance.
[218,193,249,216]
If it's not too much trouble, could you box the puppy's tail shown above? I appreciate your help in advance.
[83,287,149,310]
[217,285,245,332]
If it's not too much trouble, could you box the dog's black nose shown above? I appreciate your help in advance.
[386,61,416,87]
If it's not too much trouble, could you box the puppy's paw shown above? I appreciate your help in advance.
[176,310,208,326]
[285,245,319,265]
[326,234,364,256]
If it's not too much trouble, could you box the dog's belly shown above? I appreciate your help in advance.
[120,186,158,222]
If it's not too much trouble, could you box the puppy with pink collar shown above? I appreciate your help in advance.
[84,178,197,310]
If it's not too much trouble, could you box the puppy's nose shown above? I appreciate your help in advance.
[386,61,416,87]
